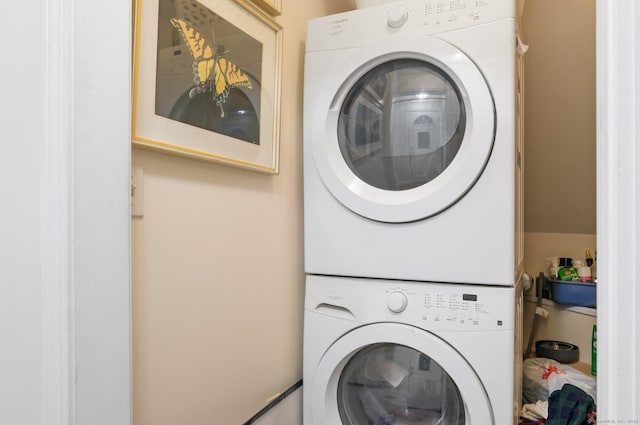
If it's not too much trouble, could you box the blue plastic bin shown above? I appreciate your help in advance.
[549,279,597,308]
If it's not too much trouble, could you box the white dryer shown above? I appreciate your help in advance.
[303,275,523,425]
[303,0,525,285]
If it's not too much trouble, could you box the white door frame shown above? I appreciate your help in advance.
[596,0,639,420]
[42,0,132,424]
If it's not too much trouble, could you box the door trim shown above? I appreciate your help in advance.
[596,0,640,419]
[42,1,132,424]
[41,0,74,421]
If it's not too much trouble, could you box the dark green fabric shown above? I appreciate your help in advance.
[546,383,597,425]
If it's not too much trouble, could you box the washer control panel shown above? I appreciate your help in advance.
[420,291,483,325]
[380,282,517,331]
[306,275,515,331]
[383,285,499,327]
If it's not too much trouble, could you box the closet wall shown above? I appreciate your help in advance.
[522,0,597,363]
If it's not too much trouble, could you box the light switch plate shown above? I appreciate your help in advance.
[131,166,144,217]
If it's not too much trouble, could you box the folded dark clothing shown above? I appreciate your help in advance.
[546,383,597,425]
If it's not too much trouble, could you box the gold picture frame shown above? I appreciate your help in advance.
[132,0,282,173]
[250,0,282,16]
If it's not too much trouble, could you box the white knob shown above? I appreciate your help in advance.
[387,6,409,28]
[387,291,408,313]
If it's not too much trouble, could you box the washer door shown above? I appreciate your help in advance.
[311,323,493,425]
[311,36,495,222]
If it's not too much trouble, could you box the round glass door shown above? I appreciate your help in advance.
[338,59,465,192]
[310,323,493,425]
[337,343,465,425]
[310,36,495,223]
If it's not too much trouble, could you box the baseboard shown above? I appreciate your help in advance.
[243,380,303,425]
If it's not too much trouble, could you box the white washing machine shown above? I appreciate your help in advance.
[303,275,523,425]
[303,0,525,285]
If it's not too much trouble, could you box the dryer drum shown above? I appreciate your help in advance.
[535,340,580,363]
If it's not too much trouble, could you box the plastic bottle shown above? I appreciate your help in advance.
[559,257,571,266]
[557,267,579,281]
[577,266,592,282]
[585,250,597,283]
[585,250,594,267]
[546,256,560,279]
[571,260,590,281]
[558,258,579,281]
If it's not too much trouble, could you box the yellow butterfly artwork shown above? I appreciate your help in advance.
[170,17,253,118]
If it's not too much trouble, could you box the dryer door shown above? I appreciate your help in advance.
[310,36,494,223]
[310,323,493,425]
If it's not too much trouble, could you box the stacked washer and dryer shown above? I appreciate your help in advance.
[303,0,525,424]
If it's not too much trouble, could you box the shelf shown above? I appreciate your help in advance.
[524,296,596,317]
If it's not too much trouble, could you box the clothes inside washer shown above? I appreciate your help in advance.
[363,346,411,387]
[338,344,465,425]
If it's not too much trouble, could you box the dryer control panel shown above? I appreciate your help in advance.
[420,0,493,28]
[387,0,499,29]
[306,0,515,52]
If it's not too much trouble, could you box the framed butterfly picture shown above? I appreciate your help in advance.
[250,0,281,16]
[133,0,282,173]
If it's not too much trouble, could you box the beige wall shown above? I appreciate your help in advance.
[131,1,353,424]
[522,0,596,235]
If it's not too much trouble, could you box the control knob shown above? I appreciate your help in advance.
[387,6,409,28]
[387,291,408,313]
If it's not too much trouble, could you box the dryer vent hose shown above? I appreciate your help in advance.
[523,272,546,360]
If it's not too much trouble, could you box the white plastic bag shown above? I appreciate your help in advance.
[522,358,597,404]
